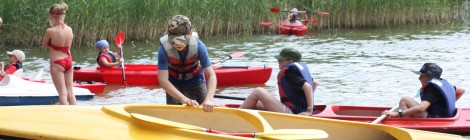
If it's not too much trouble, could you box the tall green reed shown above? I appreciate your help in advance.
[0,0,467,47]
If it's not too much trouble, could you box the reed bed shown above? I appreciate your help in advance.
[0,0,467,47]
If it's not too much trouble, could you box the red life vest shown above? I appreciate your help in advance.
[97,52,117,68]
[160,32,202,80]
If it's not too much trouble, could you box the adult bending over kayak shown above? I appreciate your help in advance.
[239,48,318,116]
[95,40,123,68]
[157,15,217,112]
[0,50,25,81]
[383,63,465,118]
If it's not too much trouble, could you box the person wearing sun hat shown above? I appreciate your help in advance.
[157,15,217,112]
[383,63,465,118]
[240,48,319,116]
[0,50,25,81]
[95,40,122,68]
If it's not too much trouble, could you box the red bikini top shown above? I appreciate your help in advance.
[49,43,71,55]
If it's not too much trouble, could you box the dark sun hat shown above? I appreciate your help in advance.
[274,48,301,62]
[412,63,442,78]
[168,15,191,45]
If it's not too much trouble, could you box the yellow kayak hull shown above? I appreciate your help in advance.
[0,104,463,140]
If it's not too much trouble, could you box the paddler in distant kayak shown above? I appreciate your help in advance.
[0,50,25,81]
[95,40,123,68]
[383,63,465,118]
[282,8,304,26]
[240,48,318,116]
[157,15,217,112]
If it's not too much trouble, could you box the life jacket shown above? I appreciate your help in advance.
[420,79,456,118]
[160,32,202,81]
[4,62,22,70]
[277,62,314,114]
[96,51,117,67]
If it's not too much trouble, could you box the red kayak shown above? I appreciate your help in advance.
[276,22,308,36]
[73,64,272,86]
[220,104,470,133]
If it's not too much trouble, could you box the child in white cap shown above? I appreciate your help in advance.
[95,40,122,68]
[0,50,25,81]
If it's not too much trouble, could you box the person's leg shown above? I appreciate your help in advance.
[51,64,68,105]
[240,87,285,113]
[64,69,76,105]
[399,96,427,118]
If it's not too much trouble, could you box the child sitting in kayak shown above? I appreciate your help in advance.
[95,40,123,68]
[282,8,304,26]
[0,50,25,81]
[239,48,318,116]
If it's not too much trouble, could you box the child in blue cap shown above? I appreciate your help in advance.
[96,40,122,68]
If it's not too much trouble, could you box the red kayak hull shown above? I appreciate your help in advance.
[73,64,272,86]
[220,104,470,133]
[276,24,308,36]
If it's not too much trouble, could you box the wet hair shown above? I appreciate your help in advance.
[49,3,68,15]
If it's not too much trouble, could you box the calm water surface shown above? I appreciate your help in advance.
[2,23,470,109]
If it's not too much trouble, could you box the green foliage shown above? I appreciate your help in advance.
[0,0,466,47]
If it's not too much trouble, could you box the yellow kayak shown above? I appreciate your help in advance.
[0,104,463,140]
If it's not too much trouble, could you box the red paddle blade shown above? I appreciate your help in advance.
[260,22,273,26]
[301,18,318,24]
[270,7,280,14]
[114,32,125,46]
[230,52,245,58]
[314,12,330,15]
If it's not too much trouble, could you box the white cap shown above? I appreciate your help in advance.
[0,17,3,27]
[7,50,25,62]
[290,8,298,13]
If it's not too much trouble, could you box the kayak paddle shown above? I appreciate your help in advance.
[270,7,330,15]
[230,129,328,139]
[213,51,245,67]
[260,21,274,26]
[131,113,328,139]
[214,94,246,101]
[114,32,127,87]
[371,90,420,124]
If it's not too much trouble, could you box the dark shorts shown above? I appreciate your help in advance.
[166,83,207,105]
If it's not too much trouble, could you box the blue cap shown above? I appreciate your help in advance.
[95,40,109,50]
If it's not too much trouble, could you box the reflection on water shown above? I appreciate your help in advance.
[1,23,470,108]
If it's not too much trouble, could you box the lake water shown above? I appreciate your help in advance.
[2,22,470,137]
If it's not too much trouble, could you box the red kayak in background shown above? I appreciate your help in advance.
[276,22,308,36]
[73,64,272,86]
[219,104,470,133]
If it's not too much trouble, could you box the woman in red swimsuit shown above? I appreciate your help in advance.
[41,2,77,105]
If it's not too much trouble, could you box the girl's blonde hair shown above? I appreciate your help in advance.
[49,3,68,15]
[49,3,68,23]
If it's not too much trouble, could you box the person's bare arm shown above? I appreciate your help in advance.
[158,70,198,106]
[456,86,465,101]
